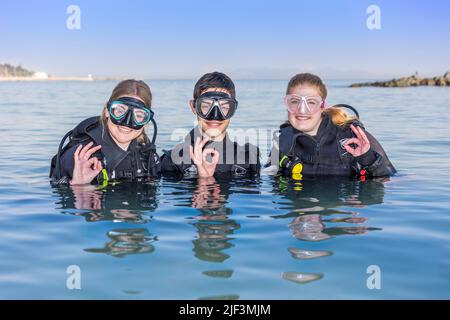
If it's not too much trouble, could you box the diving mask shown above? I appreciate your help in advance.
[194,91,238,121]
[108,96,154,130]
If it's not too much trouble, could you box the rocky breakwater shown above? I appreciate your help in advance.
[350,72,450,87]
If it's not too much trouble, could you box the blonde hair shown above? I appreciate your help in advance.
[324,107,357,126]
[286,73,356,126]
[101,79,152,144]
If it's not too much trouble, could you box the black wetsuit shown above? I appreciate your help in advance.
[269,113,396,177]
[50,117,161,184]
[161,128,260,178]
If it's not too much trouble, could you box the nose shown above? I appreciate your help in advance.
[209,104,225,121]
[299,100,309,114]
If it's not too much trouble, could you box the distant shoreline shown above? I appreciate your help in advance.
[0,76,125,82]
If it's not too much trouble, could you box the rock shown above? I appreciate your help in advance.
[350,73,450,88]
[443,72,450,85]
[437,77,447,86]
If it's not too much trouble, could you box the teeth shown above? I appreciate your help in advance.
[118,126,132,133]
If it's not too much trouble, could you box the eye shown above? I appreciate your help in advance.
[111,104,128,117]
[219,101,230,109]
[134,109,147,122]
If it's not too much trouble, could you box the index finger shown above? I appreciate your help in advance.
[350,124,362,139]
[84,145,102,160]
[73,144,83,161]
[356,126,370,144]
[79,141,94,159]
[198,136,210,150]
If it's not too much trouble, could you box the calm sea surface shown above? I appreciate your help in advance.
[0,80,449,299]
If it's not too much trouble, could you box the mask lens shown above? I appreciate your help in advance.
[219,100,233,117]
[110,103,129,119]
[133,108,150,125]
[199,99,214,116]
[285,95,301,113]
[305,97,322,111]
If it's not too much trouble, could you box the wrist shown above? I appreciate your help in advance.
[70,178,87,186]
[197,172,213,178]
[355,149,377,166]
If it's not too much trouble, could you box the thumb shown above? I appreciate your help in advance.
[344,144,356,156]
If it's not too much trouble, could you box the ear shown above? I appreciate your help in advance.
[189,100,196,114]
[103,107,109,119]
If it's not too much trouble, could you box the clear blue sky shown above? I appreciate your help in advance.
[1,0,449,79]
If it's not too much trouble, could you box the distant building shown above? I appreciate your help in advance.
[33,72,49,79]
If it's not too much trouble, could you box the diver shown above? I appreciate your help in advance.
[161,72,260,178]
[50,79,160,185]
[267,73,396,179]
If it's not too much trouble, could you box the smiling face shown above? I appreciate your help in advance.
[190,88,231,140]
[104,94,146,149]
[287,84,325,136]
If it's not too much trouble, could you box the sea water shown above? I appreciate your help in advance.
[0,80,449,299]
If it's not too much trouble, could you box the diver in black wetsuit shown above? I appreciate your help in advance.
[161,72,260,179]
[267,73,396,179]
[50,79,160,185]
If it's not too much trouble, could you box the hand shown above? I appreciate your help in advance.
[343,124,371,157]
[189,137,219,178]
[70,142,103,185]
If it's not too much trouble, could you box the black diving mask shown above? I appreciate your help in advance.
[107,96,154,130]
[194,91,238,121]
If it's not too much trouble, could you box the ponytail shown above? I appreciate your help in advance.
[324,107,357,127]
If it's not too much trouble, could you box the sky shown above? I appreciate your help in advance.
[1,0,449,79]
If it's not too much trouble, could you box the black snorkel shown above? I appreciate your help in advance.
[150,117,157,145]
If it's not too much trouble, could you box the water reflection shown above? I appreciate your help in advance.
[53,181,158,223]
[52,182,159,257]
[282,272,324,284]
[51,175,390,285]
[271,176,388,239]
[189,178,240,264]
[271,176,388,284]
[84,228,157,258]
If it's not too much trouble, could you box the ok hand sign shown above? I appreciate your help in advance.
[70,142,103,185]
[342,124,371,157]
[189,137,220,178]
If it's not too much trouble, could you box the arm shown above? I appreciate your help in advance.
[343,124,396,177]
[354,131,397,177]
